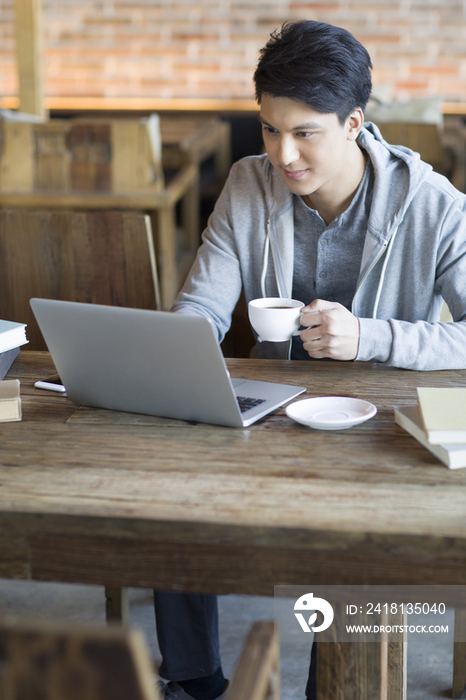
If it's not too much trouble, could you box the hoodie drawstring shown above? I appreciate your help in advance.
[260,228,270,298]
[261,220,287,298]
[372,225,400,319]
[260,222,293,358]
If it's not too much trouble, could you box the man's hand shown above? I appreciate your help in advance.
[299,300,360,361]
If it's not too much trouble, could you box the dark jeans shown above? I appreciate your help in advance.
[153,590,317,697]
[153,591,221,681]
[306,640,317,700]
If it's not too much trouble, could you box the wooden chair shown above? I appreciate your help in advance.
[0,115,164,194]
[0,115,199,309]
[0,619,279,700]
[226,621,280,700]
[0,618,161,700]
[0,209,161,351]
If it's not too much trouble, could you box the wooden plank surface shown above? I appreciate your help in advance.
[0,163,197,209]
[160,117,228,167]
[0,211,160,349]
[1,353,466,595]
[0,162,197,311]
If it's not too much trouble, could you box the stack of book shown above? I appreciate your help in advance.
[395,388,466,469]
[0,319,28,381]
[0,379,21,422]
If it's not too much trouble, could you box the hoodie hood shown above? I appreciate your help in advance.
[352,123,434,311]
[358,122,433,243]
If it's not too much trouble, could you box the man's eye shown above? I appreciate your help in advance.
[263,126,277,135]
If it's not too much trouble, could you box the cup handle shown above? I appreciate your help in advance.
[292,324,316,337]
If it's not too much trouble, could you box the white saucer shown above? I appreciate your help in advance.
[286,396,377,430]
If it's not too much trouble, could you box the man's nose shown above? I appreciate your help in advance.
[279,138,300,166]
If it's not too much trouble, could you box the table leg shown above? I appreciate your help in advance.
[105,586,129,625]
[316,604,407,700]
[453,608,466,698]
[316,603,380,700]
[380,609,407,700]
[316,640,380,700]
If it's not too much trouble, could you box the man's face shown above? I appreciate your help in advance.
[259,94,361,204]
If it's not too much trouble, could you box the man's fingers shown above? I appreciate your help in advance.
[297,301,360,361]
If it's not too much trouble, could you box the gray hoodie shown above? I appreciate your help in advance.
[173,123,466,370]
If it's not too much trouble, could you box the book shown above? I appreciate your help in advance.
[394,404,466,469]
[0,347,19,380]
[417,387,466,444]
[0,379,21,422]
[0,319,28,354]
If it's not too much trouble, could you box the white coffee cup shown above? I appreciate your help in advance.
[248,297,305,342]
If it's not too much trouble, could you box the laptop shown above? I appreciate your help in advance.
[30,298,306,427]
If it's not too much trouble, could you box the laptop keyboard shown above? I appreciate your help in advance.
[236,395,267,413]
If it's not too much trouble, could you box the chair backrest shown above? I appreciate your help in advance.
[226,621,280,700]
[0,619,278,700]
[0,618,160,700]
[376,122,444,170]
[0,209,161,350]
[0,114,164,193]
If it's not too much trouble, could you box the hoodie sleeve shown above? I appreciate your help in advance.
[357,316,466,370]
[356,194,466,370]
[171,163,244,343]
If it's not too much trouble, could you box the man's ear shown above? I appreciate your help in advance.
[346,108,365,141]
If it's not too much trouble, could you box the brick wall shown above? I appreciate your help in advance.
[1,0,466,104]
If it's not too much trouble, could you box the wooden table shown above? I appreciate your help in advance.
[3,352,466,699]
[160,116,231,186]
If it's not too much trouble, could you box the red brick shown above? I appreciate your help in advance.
[0,0,465,104]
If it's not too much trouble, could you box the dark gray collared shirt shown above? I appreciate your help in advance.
[291,156,373,360]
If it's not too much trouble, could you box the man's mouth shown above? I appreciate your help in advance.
[283,168,308,180]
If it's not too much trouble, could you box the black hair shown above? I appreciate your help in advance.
[253,20,372,125]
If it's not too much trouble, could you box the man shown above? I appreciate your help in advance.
[156,20,466,700]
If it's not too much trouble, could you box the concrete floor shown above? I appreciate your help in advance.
[0,580,457,699]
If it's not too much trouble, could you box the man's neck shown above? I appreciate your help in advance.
[303,145,368,226]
